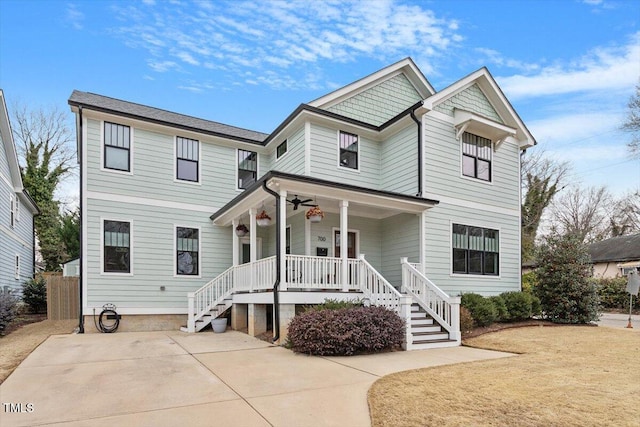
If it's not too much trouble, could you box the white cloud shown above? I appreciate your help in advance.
[66,3,84,30]
[498,32,640,99]
[528,112,623,145]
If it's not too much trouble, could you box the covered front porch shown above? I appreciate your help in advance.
[186,171,461,349]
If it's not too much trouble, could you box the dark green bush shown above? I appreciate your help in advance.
[500,291,534,321]
[489,295,508,322]
[460,293,497,327]
[305,298,363,312]
[22,275,47,314]
[535,233,600,324]
[0,291,18,335]
[593,277,640,310]
[521,271,538,294]
[287,306,405,356]
[459,306,474,333]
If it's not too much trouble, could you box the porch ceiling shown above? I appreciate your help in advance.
[211,171,438,226]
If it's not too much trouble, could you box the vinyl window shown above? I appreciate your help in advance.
[276,140,287,159]
[452,224,499,275]
[462,132,491,182]
[176,136,199,182]
[238,149,257,189]
[104,122,131,172]
[339,131,358,170]
[104,220,130,273]
[176,227,199,275]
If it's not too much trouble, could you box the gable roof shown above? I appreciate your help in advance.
[308,57,435,109]
[589,234,640,263]
[423,67,536,149]
[68,90,269,145]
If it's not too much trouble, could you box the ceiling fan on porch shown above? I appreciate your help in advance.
[287,195,317,210]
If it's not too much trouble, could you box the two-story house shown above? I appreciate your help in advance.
[0,90,39,294]
[68,58,534,349]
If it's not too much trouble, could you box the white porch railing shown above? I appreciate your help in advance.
[187,265,235,333]
[235,256,277,292]
[401,258,461,342]
[285,255,360,290]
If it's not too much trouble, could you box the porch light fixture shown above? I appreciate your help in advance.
[235,223,249,237]
[305,205,324,223]
[256,210,272,227]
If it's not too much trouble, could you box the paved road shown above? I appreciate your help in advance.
[598,312,640,330]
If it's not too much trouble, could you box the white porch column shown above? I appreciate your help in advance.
[249,208,257,263]
[305,216,311,256]
[340,200,349,291]
[279,190,287,291]
[232,218,239,267]
[419,210,426,274]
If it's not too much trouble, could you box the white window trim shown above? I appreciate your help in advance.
[275,139,288,162]
[100,121,134,175]
[236,148,259,191]
[15,196,20,222]
[100,217,134,276]
[174,224,202,278]
[15,254,20,280]
[449,220,501,278]
[174,136,202,185]
[331,227,360,258]
[336,130,361,173]
[459,132,494,185]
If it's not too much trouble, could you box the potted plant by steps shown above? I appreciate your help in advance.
[211,317,227,333]
[256,210,272,227]
[306,206,324,223]
[235,223,249,237]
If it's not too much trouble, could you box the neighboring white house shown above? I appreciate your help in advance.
[68,58,535,348]
[0,90,39,294]
[589,233,640,278]
[62,258,80,277]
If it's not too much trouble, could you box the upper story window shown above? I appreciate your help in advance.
[176,136,199,182]
[452,224,499,276]
[339,131,358,170]
[176,226,199,276]
[104,220,130,273]
[238,149,257,189]
[276,140,287,159]
[462,132,491,182]
[15,254,20,280]
[9,194,15,228]
[104,122,131,172]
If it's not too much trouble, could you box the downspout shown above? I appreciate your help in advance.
[409,104,423,197]
[78,106,84,333]
[261,181,280,343]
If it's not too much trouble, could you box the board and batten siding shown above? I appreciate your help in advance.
[308,123,381,189]
[423,202,520,296]
[380,125,418,195]
[270,126,305,175]
[326,74,422,126]
[85,198,231,312]
[423,114,520,211]
[380,213,420,286]
[434,83,503,123]
[85,118,244,208]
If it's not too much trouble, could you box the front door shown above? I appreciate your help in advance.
[334,231,357,258]
[240,237,262,264]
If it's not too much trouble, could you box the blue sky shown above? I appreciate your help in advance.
[1,0,639,203]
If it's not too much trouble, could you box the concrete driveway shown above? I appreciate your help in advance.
[0,331,512,427]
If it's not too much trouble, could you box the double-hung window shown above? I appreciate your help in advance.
[176,227,199,276]
[276,140,287,159]
[176,136,199,182]
[452,224,499,275]
[104,220,130,273]
[462,132,491,181]
[339,131,358,170]
[238,149,257,189]
[9,195,15,227]
[15,255,20,280]
[104,122,131,172]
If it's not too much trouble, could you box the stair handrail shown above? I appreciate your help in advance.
[187,264,236,333]
[358,255,403,313]
[401,259,460,341]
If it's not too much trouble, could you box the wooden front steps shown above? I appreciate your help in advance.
[409,303,458,350]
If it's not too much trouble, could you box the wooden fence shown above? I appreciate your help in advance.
[46,276,79,320]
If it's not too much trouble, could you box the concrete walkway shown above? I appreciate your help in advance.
[0,331,512,427]
[597,312,640,330]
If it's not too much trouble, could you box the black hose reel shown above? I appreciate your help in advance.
[94,303,121,333]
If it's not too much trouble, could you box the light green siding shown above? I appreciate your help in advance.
[423,115,520,210]
[309,123,380,189]
[270,126,305,175]
[85,198,231,311]
[380,126,418,194]
[327,74,422,126]
[434,84,503,123]
[423,202,520,296]
[381,213,420,286]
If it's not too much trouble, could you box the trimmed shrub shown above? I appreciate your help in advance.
[500,291,534,321]
[459,306,474,333]
[460,293,497,327]
[287,306,405,356]
[22,275,47,314]
[594,277,640,310]
[306,298,363,312]
[0,291,18,335]
[535,233,600,324]
[489,295,508,322]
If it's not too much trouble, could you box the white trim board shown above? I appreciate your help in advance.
[86,190,218,214]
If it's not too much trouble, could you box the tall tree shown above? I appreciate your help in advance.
[12,103,76,271]
[549,185,612,243]
[607,190,640,237]
[621,82,640,159]
[520,150,570,261]
[59,208,80,261]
